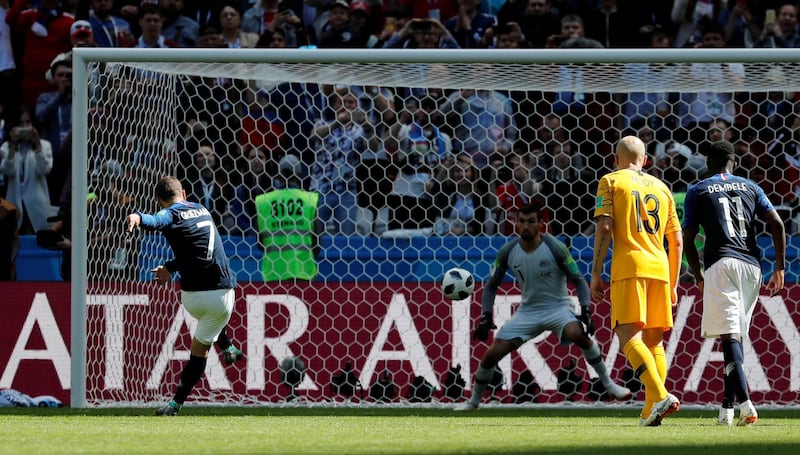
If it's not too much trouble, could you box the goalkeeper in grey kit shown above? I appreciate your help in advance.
[457,204,631,410]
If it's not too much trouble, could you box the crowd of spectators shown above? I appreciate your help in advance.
[3,0,800,265]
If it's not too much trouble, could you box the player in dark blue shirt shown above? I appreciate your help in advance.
[126,176,238,416]
[683,141,785,427]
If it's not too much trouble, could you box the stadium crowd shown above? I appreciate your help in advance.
[2,0,800,279]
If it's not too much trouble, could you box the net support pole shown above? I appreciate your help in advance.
[68,47,800,407]
[69,47,800,65]
[70,52,90,408]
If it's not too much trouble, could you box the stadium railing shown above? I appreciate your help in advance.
[14,234,796,283]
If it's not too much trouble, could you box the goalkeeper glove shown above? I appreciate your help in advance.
[578,305,595,336]
[473,312,496,341]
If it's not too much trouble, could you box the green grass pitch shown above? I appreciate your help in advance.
[2,406,800,454]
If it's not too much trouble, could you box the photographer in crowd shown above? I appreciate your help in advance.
[0,107,55,235]
[382,17,459,49]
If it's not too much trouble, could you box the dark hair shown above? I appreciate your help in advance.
[255,27,287,47]
[139,4,164,19]
[705,140,736,170]
[560,36,604,49]
[561,14,584,27]
[220,0,243,17]
[411,20,433,32]
[155,176,183,202]
[700,18,725,38]
[650,29,672,46]
[51,56,72,75]
[255,30,274,48]
[518,203,542,220]
[493,23,514,36]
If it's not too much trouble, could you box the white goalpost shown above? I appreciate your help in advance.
[71,48,800,408]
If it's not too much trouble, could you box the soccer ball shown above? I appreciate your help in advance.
[442,268,475,300]
[280,356,307,387]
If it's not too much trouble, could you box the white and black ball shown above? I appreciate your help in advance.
[442,268,475,300]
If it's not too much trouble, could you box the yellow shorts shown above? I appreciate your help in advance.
[610,277,673,331]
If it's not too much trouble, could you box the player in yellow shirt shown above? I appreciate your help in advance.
[590,136,684,426]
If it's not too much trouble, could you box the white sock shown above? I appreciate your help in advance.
[468,366,495,406]
[582,343,613,388]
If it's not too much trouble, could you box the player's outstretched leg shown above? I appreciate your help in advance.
[738,400,758,426]
[454,401,478,411]
[640,344,667,424]
[455,366,494,411]
[215,329,244,365]
[721,338,757,426]
[605,383,633,401]
[718,407,735,426]
[624,339,679,426]
[156,354,208,416]
[156,400,182,416]
[223,345,244,365]
[581,342,631,401]
[640,393,680,427]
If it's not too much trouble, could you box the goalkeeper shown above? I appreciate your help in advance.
[126,176,236,416]
[456,203,631,410]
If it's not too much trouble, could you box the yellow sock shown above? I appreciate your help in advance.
[624,339,668,414]
[641,402,652,420]
[641,345,667,418]
[650,345,667,384]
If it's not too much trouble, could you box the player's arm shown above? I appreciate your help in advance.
[665,194,683,304]
[754,184,786,296]
[127,209,180,279]
[666,229,683,304]
[150,265,172,285]
[764,208,786,296]
[563,254,591,309]
[128,209,173,231]
[681,188,702,288]
[557,241,595,335]
[475,241,512,341]
[546,235,592,309]
[480,242,511,314]
[682,227,702,286]
[590,177,613,301]
[568,267,595,335]
[590,215,613,301]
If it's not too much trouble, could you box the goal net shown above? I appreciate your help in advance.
[71,48,800,408]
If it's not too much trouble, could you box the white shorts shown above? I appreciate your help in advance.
[701,257,762,339]
[182,288,235,345]
[495,304,579,347]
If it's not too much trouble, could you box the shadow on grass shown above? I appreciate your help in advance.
[1,406,800,419]
[2,407,799,454]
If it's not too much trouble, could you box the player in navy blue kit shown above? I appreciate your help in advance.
[683,141,786,426]
[126,176,237,416]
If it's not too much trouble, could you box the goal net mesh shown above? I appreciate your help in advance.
[79,50,800,407]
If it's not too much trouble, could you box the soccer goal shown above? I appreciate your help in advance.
[71,48,800,408]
